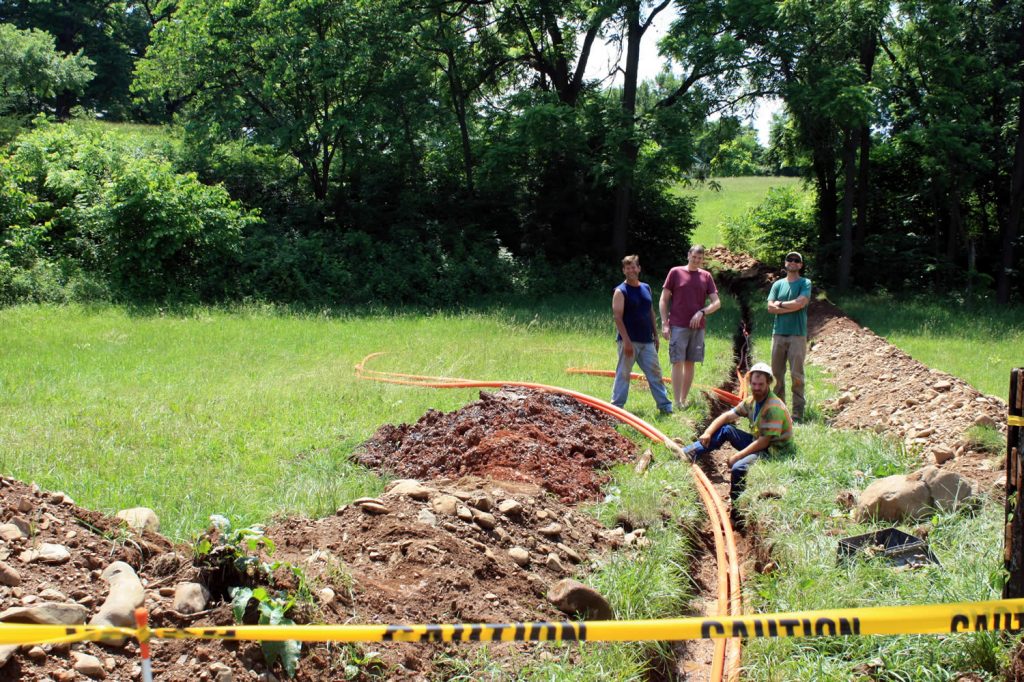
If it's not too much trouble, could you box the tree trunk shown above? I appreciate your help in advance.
[612,2,643,257]
[838,127,858,292]
[855,124,871,248]
[811,130,838,279]
[999,44,1024,303]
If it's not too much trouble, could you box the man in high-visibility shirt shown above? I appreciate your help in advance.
[682,362,794,502]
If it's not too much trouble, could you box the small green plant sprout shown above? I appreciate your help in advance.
[193,514,277,584]
[229,586,302,678]
[340,646,385,680]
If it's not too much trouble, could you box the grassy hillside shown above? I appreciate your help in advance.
[674,176,807,248]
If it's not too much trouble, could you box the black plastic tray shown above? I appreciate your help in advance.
[837,527,939,567]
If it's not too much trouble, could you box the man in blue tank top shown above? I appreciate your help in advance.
[612,255,673,414]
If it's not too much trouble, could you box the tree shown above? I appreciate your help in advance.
[0,23,93,115]
[0,1,157,118]
[137,0,420,205]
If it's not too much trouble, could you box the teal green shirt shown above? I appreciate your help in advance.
[768,277,811,336]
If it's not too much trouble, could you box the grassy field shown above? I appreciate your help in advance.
[674,176,806,248]
[0,291,1014,678]
[0,298,739,540]
[835,294,1024,398]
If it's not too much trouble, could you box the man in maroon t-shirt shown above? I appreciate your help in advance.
[659,245,721,410]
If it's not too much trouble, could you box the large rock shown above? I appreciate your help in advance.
[0,645,16,668]
[384,479,434,501]
[0,524,26,542]
[89,561,145,645]
[172,582,210,614]
[910,465,976,512]
[855,475,930,522]
[0,602,88,624]
[0,561,21,587]
[546,579,614,620]
[115,507,160,533]
[431,495,460,516]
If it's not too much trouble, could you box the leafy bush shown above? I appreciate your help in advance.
[84,157,256,300]
[2,119,256,302]
[722,186,816,265]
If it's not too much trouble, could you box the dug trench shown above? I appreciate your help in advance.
[669,252,776,681]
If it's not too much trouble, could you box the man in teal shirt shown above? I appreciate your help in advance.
[767,251,811,420]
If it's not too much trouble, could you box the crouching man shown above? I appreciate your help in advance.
[682,362,794,502]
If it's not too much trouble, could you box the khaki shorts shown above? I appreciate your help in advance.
[670,326,705,363]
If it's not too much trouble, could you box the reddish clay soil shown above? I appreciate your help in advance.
[356,387,638,503]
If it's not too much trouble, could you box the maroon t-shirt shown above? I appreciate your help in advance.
[663,267,717,329]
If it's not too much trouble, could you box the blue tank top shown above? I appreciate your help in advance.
[616,282,655,343]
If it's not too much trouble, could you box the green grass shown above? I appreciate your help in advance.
[674,176,807,248]
[0,300,736,540]
[738,396,1010,680]
[1,292,1016,678]
[834,293,1024,398]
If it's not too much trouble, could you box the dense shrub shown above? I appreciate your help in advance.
[1,120,254,302]
[84,158,256,300]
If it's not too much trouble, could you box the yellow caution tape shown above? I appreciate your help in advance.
[2,599,1024,646]
[0,624,136,646]
[1009,415,1024,427]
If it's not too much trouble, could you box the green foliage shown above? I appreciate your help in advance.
[722,186,816,265]
[0,23,94,116]
[84,157,255,300]
[0,0,158,119]
[197,516,303,677]
[2,119,256,302]
[229,586,302,678]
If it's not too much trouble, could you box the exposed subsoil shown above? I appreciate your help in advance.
[807,298,1008,494]
[356,387,637,504]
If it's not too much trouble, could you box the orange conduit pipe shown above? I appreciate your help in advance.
[355,354,742,681]
[564,368,744,407]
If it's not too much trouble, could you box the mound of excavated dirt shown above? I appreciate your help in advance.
[808,298,1007,492]
[356,388,638,503]
[0,384,646,680]
[267,476,629,678]
[705,246,780,286]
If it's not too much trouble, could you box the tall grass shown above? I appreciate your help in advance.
[835,293,1024,398]
[739,422,1009,680]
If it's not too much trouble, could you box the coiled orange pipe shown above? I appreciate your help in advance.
[355,354,742,681]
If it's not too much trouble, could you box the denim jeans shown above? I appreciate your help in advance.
[611,340,673,412]
[687,424,763,501]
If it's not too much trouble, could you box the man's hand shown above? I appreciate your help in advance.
[654,336,660,352]
[623,340,634,357]
[688,310,704,329]
[662,323,671,341]
[768,300,783,313]
[698,431,712,448]
[728,452,745,466]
